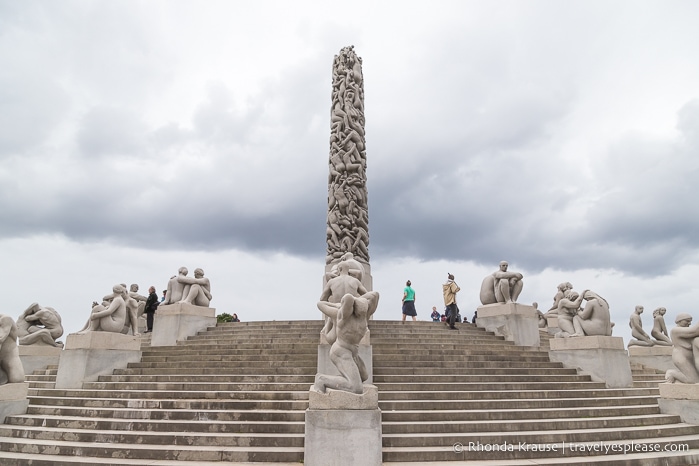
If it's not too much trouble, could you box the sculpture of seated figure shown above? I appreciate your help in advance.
[178,268,212,307]
[532,302,547,329]
[161,267,189,305]
[628,305,654,347]
[545,282,573,316]
[572,290,613,337]
[553,290,581,338]
[666,314,699,383]
[0,314,25,385]
[129,284,147,319]
[479,261,523,305]
[78,285,129,334]
[17,303,64,347]
[651,307,673,346]
[314,291,379,394]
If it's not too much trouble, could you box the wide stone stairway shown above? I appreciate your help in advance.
[1,320,699,465]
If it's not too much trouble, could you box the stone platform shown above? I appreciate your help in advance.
[549,336,632,388]
[18,345,62,376]
[628,345,676,372]
[476,302,540,347]
[151,303,217,347]
[659,383,699,424]
[55,332,141,389]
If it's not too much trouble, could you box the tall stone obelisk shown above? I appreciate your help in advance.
[325,45,372,290]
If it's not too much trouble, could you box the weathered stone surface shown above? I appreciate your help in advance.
[549,336,632,388]
[305,408,382,466]
[476,303,540,347]
[629,345,676,372]
[18,345,62,376]
[150,303,216,347]
[308,384,378,410]
[659,383,699,424]
[0,382,29,423]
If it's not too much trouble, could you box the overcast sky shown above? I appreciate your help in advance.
[2,0,698,345]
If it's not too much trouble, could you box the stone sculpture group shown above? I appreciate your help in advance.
[542,283,614,338]
[315,257,379,395]
[325,45,370,266]
[628,305,672,347]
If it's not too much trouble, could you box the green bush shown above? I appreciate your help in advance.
[217,312,233,323]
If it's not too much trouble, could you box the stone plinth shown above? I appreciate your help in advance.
[150,303,217,347]
[628,345,676,373]
[18,345,63,376]
[0,382,29,423]
[476,303,540,347]
[305,385,381,466]
[549,336,632,388]
[659,383,699,424]
[317,344,373,384]
[55,332,141,389]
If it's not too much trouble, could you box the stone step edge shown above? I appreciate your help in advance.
[0,425,304,438]
[0,451,303,466]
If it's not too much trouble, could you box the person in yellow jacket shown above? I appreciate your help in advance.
[442,273,461,330]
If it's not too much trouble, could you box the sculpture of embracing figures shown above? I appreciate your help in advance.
[17,303,64,347]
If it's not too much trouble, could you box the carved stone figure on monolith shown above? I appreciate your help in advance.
[313,291,379,394]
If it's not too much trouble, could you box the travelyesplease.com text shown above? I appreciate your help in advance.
[453,441,689,455]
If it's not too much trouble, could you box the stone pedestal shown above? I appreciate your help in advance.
[317,344,373,384]
[18,345,63,376]
[476,303,540,347]
[0,382,29,423]
[659,383,699,424]
[305,385,382,466]
[549,336,632,388]
[55,332,141,389]
[628,345,676,373]
[150,303,217,347]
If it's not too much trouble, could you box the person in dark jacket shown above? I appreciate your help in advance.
[144,286,159,333]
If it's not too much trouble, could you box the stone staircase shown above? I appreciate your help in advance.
[0,320,698,464]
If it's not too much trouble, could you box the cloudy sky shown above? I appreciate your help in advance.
[2,0,698,345]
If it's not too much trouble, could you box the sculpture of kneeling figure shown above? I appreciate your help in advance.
[666,314,699,384]
[78,285,129,334]
[314,291,379,394]
[479,261,523,305]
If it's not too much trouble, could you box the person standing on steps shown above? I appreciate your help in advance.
[144,286,159,333]
[431,306,441,322]
[402,280,417,321]
[443,273,461,330]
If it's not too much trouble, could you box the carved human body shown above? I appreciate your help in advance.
[628,306,654,347]
[651,307,673,346]
[17,303,64,347]
[314,291,379,394]
[177,268,212,307]
[78,285,128,334]
[572,290,613,337]
[666,314,699,384]
[480,261,523,305]
[320,262,368,345]
[0,314,26,384]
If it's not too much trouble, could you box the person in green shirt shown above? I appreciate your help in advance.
[402,280,417,321]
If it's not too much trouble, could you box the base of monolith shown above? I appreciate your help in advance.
[0,382,29,423]
[318,344,373,384]
[18,345,63,376]
[476,303,540,347]
[150,303,217,347]
[549,336,632,388]
[628,345,675,372]
[55,332,141,389]
[659,383,699,424]
[304,385,382,466]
